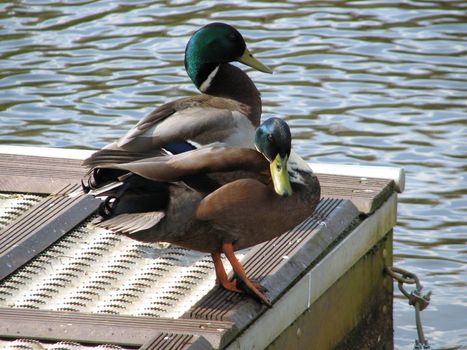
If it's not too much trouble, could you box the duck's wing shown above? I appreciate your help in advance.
[82,149,165,168]
[99,145,268,183]
[82,95,255,191]
[104,95,254,154]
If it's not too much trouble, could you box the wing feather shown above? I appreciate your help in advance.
[105,95,252,152]
[105,146,267,183]
[96,211,166,235]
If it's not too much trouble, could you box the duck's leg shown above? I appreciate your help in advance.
[212,252,265,293]
[222,243,272,307]
[211,252,241,293]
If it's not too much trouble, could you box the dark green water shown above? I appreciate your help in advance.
[1,1,466,348]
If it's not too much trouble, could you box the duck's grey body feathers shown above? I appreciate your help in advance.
[100,64,261,156]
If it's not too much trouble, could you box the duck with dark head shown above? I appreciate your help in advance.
[92,22,272,158]
[83,22,273,192]
[84,117,321,306]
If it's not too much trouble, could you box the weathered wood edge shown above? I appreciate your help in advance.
[320,177,395,214]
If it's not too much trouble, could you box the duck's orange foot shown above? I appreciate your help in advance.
[217,277,271,307]
[228,275,266,292]
[218,279,242,294]
[232,273,271,307]
[219,275,268,295]
[222,273,272,307]
[213,268,271,306]
[211,248,272,307]
[246,278,267,293]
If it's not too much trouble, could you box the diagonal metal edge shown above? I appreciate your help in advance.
[186,198,360,330]
[0,308,234,349]
[0,185,101,280]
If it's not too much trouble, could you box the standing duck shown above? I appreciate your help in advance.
[84,118,321,306]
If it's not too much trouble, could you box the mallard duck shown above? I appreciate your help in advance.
[100,22,271,156]
[83,22,271,192]
[84,118,321,306]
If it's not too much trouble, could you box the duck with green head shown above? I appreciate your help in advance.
[95,22,271,156]
[83,22,272,190]
[85,118,321,306]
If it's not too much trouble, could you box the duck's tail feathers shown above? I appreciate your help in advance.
[81,148,166,194]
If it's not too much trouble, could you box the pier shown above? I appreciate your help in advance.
[0,146,404,349]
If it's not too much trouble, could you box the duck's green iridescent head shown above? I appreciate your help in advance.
[184,22,272,90]
[255,117,293,197]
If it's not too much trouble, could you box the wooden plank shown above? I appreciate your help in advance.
[0,308,232,349]
[0,184,101,280]
[311,162,404,193]
[0,153,84,194]
[317,173,394,214]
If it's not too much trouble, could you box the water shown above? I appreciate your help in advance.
[1,1,466,348]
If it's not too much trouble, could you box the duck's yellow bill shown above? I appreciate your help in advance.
[239,48,273,74]
[270,153,293,197]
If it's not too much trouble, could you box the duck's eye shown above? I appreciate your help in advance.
[228,32,237,41]
[267,134,273,142]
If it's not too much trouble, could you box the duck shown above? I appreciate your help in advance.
[83,22,272,192]
[84,118,321,306]
[99,22,271,155]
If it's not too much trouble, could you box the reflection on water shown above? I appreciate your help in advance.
[1,0,466,348]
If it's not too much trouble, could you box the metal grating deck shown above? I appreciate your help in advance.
[0,194,43,231]
[0,339,127,350]
[0,216,246,318]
